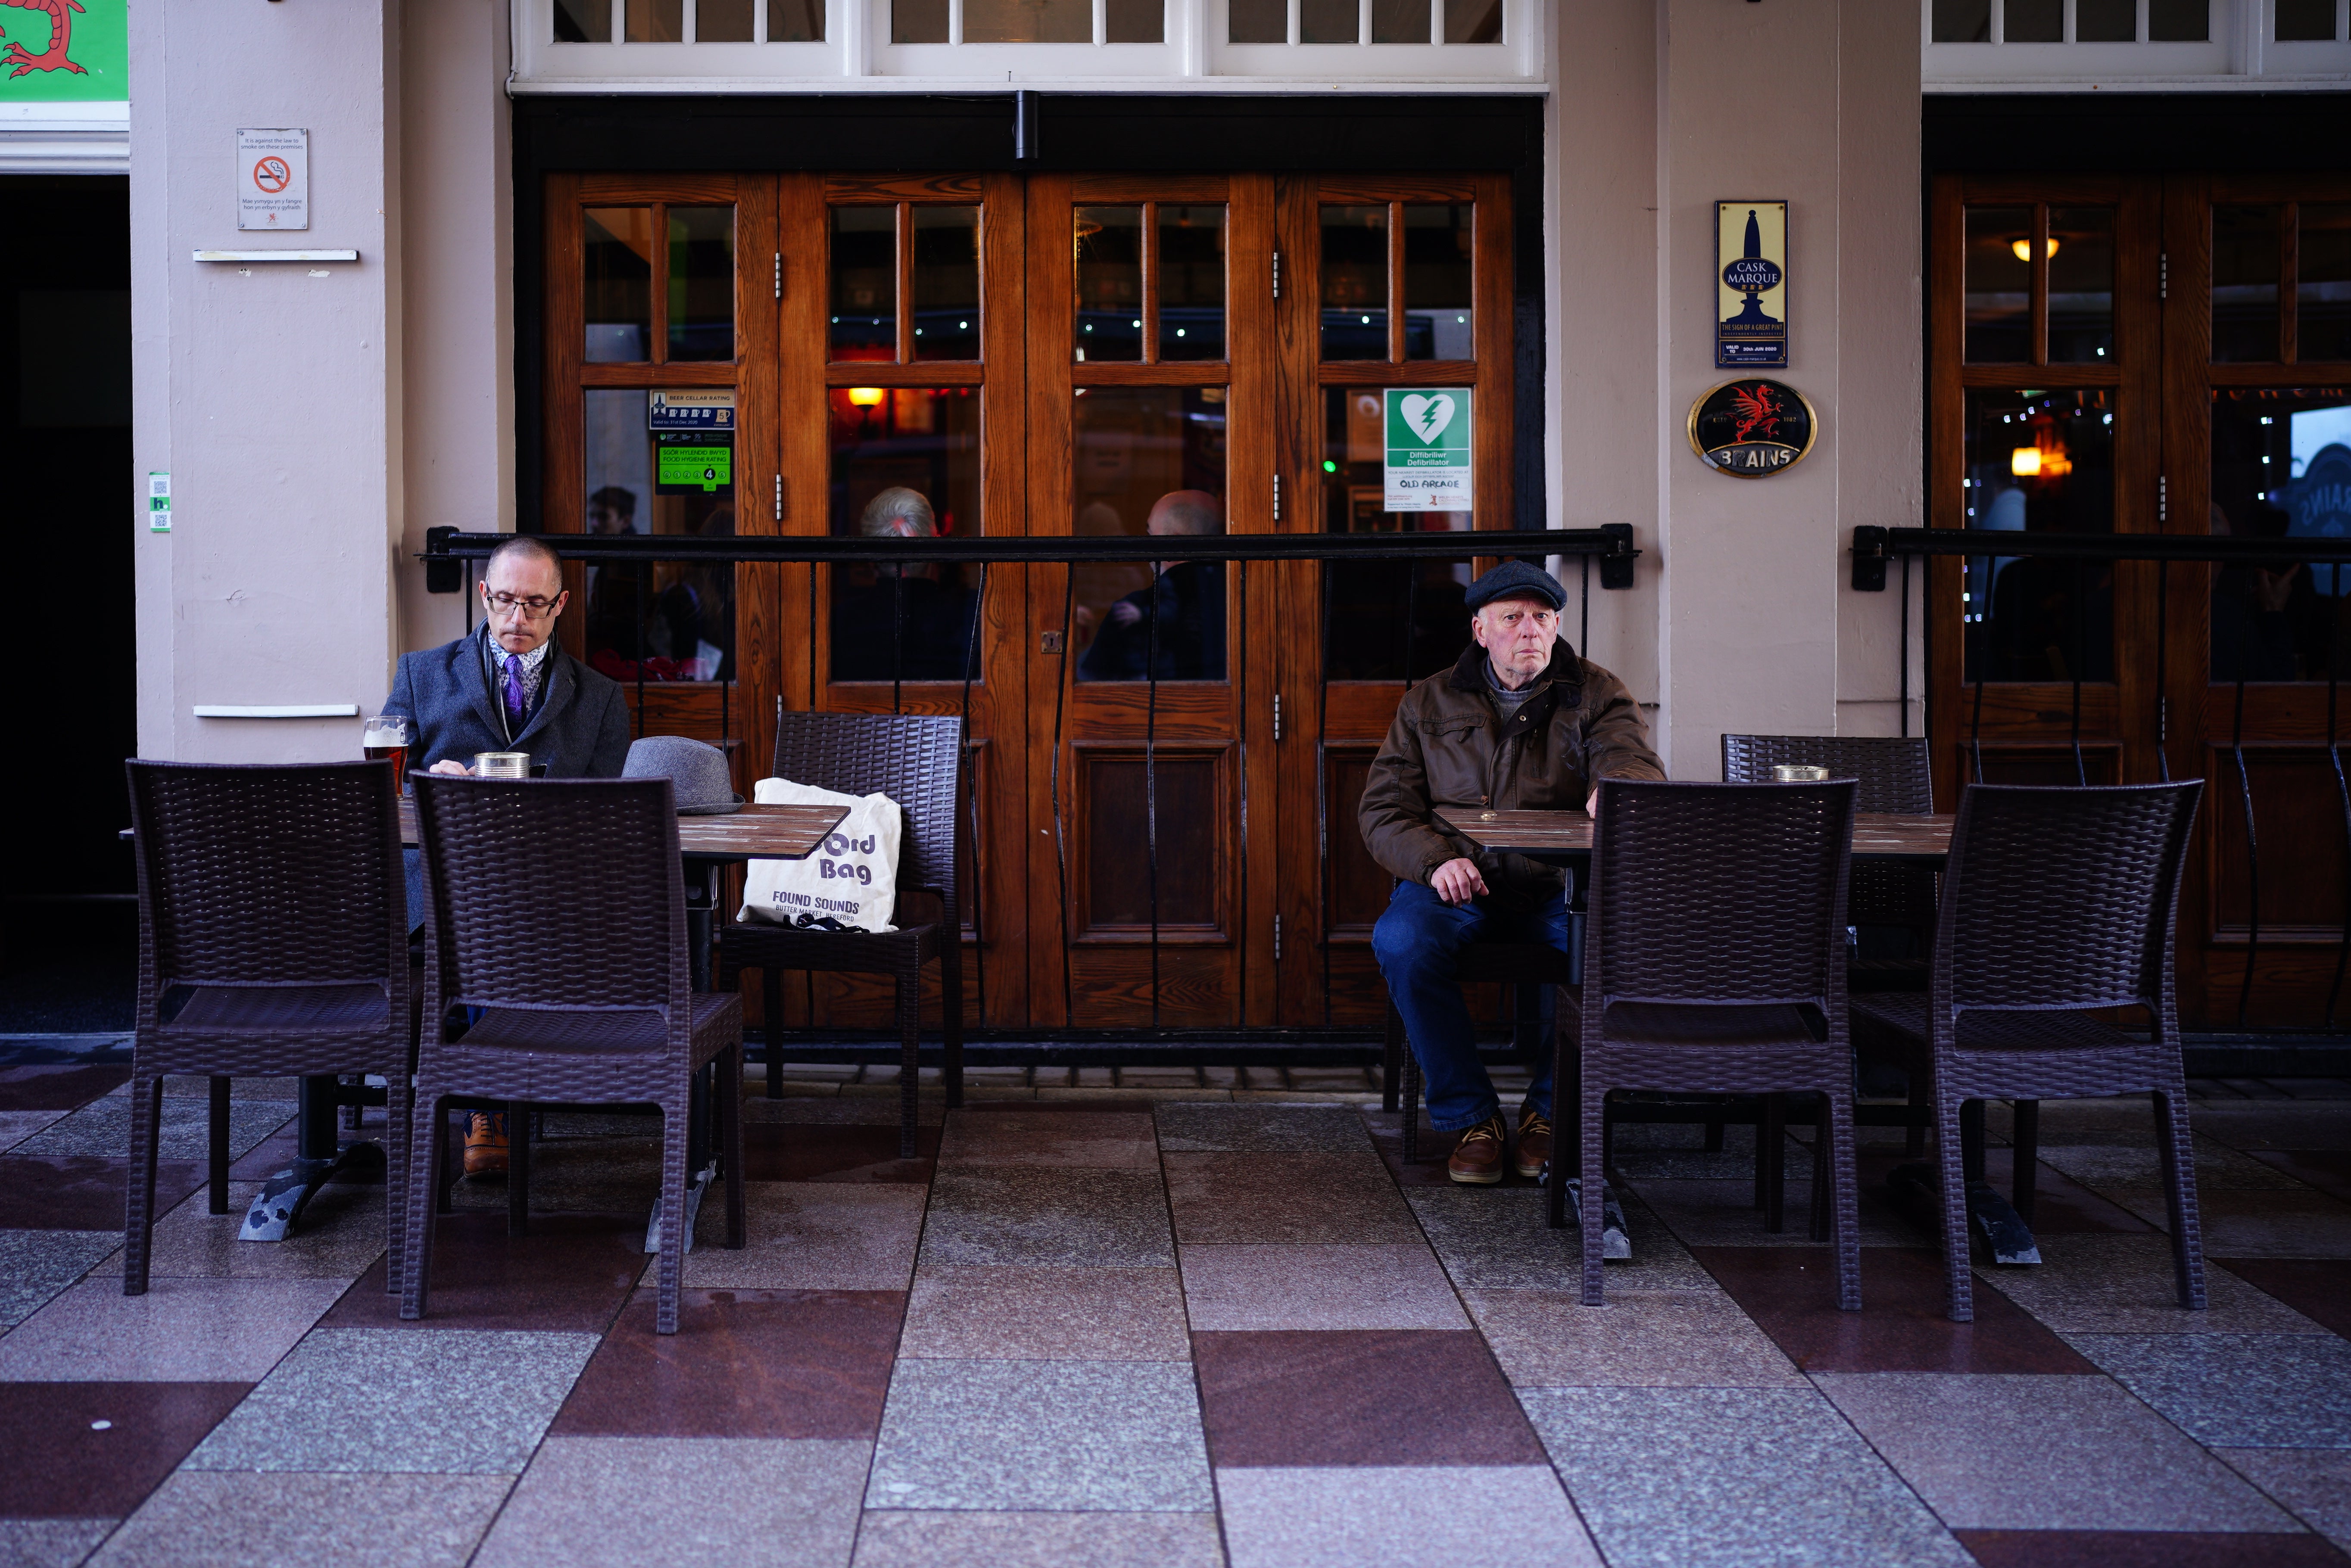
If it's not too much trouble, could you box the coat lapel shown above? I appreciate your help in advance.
[511,650,574,752]
[460,629,508,743]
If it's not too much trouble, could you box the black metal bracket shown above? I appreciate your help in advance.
[424,526,465,594]
[1851,525,1889,592]
[1599,523,1638,590]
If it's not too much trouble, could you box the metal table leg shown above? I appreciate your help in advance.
[240,1074,380,1242]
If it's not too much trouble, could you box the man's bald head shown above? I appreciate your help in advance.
[1147,490,1222,538]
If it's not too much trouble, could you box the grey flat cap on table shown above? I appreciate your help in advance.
[1463,560,1568,614]
[623,735,744,815]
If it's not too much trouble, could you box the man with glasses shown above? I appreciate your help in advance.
[379,534,631,1175]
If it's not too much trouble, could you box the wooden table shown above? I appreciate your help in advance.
[396,799,848,862]
[1435,807,1954,866]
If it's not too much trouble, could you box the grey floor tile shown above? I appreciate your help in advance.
[1976,1235,2326,1335]
[850,1510,1225,1568]
[0,1230,121,1327]
[1180,1244,1468,1331]
[87,1472,509,1568]
[1154,1104,1374,1154]
[935,1111,1158,1170]
[1215,1466,1602,1568]
[2065,1333,2351,1448]
[1522,1385,1974,1568]
[919,1167,1173,1268]
[0,1518,115,1568]
[0,1277,345,1382]
[1815,1371,2296,1531]
[867,1359,1211,1511]
[684,1183,927,1291]
[2173,1103,2351,1154]
[1463,1287,1802,1389]
[901,1264,1191,1360]
[0,1109,69,1153]
[1628,1175,1923,1249]
[16,1098,290,1164]
[1406,1186,1716,1292]
[472,1437,866,1568]
[2219,1449,2351,1550]
[1163,1153,1417,1245]
[185,1326,599,1473]
[2035,1139,2308,1193]
[86,1182,384,1283]
[2094,1188,2351,1259]
[741,1097,947,1127]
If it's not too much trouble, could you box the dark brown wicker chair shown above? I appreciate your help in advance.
[1851,781,2206,1322]
[1556,778,1863,1310]
[1389,947,1575,1164]
[124,760,414,1295]
[402,775,745,1335]
[717,710,965,1158]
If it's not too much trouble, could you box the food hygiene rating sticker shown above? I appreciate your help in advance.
[1384,388,1473,511]
[655,436,732,495]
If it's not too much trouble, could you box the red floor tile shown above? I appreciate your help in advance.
[740,1123,937,1183]
[1956,1530,2351,1566]
[551,1288,905,1439]
[2249,1151,2351,1208]
[0,1156,206,1231]
[1981,1150,2161,1236]
[2213,1258,2351,1340]
[322,1211,646,1332]
[1692,1246,2095,1374]
[0,1381,249,1516]
[1191,1329,1544,1468]
[0,1065,131,1113]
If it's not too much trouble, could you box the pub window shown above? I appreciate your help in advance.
[2214,203,2351,365]
[829,203,982,363]
[1960,388,2117,683]
[828,388,983,683]
[1069,387,1229,683]
[1073,204,1228,364]
[1930,0,2208,41]
[1229,0,1496,43]
[2209,389,2351,680]
[582,389,737,683]
[1964,203,2114,365]
[1322,201,1475,364]
[555,0,825,40]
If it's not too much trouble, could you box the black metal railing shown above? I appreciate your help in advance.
[1856,525,2351,1029]
[425,524,1637,1059]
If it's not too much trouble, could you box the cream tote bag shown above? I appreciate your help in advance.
[737,777,902,933]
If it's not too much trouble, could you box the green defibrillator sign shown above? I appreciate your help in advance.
[1383,389,1472,512]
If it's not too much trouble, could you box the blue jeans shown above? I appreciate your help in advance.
[1372,880,1570,1132]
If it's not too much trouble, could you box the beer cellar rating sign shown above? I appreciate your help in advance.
[1687,378,1817,478]
[1383,389,1473,511]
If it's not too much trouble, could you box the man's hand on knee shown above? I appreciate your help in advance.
[1430,857,1487,905]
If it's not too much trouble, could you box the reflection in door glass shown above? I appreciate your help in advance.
[831,207,896,360]
[1403,205,1473,361]
[913,207,980,361]
[1070,387,1229,683]
[1302,0,1356,42]
[2047,207,2114,364]
[626,0,683,39]
[1322,206,1389,359]
[1107,0,1163,41]
[1961,388,2114,684]
[584,208,653,363]
[2301,205,2351,364]
[828,387,982,683]
[966,0,1090,41]
[1963,207,2030,363]
[698,0,755,38]
[667,207,736,361]
[1443,0,1501,41]
[770,0,826,39]
[2214,205,2282,363]
[2210,389,2351,680]
[581,389,736,683]
[1322,387,1472,682]
[1075,208,1143,363]
[1159,206,1227,362]
[1372,0,1431,42]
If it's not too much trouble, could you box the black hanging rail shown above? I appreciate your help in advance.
[1852,525,2351,588]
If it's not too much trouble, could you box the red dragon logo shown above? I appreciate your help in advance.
[1726,381,1783,445]
[3,0,88,78]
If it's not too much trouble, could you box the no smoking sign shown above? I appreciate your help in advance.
[236,129,309,232]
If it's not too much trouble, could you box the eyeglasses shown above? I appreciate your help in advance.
[484,591,564,619]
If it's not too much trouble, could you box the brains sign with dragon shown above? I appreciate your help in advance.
[3,0,88,78]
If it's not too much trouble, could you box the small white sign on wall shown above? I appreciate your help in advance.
[236,128,309,232]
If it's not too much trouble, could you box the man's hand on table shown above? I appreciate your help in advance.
[427,760,474,777]
[1430,857,1488,905]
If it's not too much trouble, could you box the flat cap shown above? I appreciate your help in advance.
[1464,560,1567,614]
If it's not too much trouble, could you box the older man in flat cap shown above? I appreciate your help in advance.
[1359,560,1665,1185]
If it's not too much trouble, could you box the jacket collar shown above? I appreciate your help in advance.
[1447,637,1583,704]
[509,644,574,750]
[460,626,508,742]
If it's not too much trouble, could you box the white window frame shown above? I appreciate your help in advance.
[1923,0,2351,89]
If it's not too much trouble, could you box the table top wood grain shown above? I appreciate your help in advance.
[396,799,847,862]
[1434,808,1955,864]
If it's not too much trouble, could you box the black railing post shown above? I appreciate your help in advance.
[2234,675,2260,1030]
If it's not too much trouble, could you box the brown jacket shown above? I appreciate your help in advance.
[1357,639,1665,897]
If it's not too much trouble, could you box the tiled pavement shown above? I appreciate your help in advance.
[4,1044,2351,1566]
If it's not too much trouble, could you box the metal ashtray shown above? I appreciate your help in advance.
[474,751,532,778]
[1772,764,1830,782]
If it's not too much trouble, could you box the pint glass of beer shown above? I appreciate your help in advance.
[362,715,413,793]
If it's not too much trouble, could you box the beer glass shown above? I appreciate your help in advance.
[362,714,412,793]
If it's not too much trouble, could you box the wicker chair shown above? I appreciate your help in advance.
[1851,781,2206,1323]
[1556,779,1863,1310]
[124,760,414,1295]
[717,710,965,1158]
[402,775,745,1336]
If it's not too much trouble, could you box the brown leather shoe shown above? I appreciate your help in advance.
[1447,1113,1509,1185]
[463,1112,509,1179]
[1515,1110,1553,1180]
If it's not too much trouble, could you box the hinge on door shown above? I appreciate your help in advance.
[1272,249,1282,300]
[774,474,784,522]
[1272,472,1282,522]
[1273,692,1282,742]
[774,253,783,300]
[2160,252,2168,301]
[1273,913,1282,961]
[2159,474,2168,523]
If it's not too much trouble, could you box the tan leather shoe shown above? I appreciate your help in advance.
[463,1111,509,1179]
[1515,1111,1553,1180]
[1447,1113,1509,1185]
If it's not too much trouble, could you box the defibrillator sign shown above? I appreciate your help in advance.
[1383,389,1472,512]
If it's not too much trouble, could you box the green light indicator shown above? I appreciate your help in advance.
[1322,460,1338,473]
